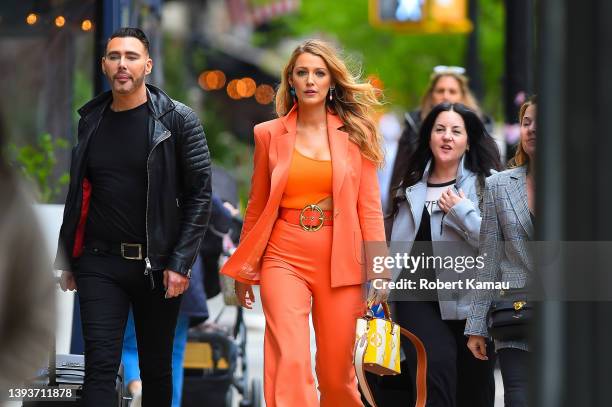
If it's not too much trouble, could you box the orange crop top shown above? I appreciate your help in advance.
[280,149,333,209]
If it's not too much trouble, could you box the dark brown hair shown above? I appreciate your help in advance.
[108,27,150,53]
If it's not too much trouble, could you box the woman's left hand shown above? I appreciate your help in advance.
[367,279,390,306]
[438,187,466,213]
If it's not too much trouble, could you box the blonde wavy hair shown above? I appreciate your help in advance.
[275,39,384,165]
[420,72,482,121]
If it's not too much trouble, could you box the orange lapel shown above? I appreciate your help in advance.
[269,104,297,198]
[328,111,349,197]
[269,107,348,203]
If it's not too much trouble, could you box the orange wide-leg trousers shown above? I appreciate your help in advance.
[260,218,365,407]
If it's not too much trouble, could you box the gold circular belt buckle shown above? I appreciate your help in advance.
[299,204,324,232]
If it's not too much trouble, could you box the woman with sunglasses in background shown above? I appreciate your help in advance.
[389,102,502,407]
[386,66,493,217]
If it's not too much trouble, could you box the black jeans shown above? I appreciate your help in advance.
[498,348,529,407]
[393,301,496,407]
[75,252,181,407]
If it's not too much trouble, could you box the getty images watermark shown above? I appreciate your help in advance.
[363,241,612,302]
[370,252,510,292]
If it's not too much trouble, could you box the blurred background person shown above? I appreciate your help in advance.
[466,96,537,407]
[0,113,55,393]
[387,66,493,216]
[377,110,403,214]
[389,102,502,406]
[200,196,239,300]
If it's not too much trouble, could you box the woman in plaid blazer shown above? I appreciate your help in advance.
[465,96,537,407]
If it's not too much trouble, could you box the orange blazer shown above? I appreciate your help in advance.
[220,106,388,287]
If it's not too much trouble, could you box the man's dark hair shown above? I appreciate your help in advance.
[108,27,149,53]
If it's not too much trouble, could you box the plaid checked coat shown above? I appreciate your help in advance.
[464,165,534,351]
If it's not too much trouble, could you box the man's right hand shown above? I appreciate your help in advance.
[59,270,77,291]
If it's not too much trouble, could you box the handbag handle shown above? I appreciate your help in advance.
[367,300,393,321]
[399,326,428,407]
[355,314,428,407]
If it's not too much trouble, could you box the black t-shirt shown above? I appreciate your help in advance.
[414,180,456,284]
[84,102,149,243]
[399,206,436,301]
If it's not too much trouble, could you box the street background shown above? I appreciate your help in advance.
[0,1,537,406]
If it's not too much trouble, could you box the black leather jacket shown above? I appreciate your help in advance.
[54,84,212,277]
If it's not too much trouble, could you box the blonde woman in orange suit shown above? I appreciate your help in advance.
[220,39,390,406]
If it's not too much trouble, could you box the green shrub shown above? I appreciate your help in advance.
[8,133,70,203]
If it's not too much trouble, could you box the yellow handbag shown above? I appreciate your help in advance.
[354,302,401,375]
[354,302,428,407]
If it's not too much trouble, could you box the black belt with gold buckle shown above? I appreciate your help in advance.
[84,240,144,260]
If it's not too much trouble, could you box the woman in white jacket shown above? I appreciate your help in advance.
[389,102,502,407]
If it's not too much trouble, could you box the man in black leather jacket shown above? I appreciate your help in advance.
[55,28,211,407]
